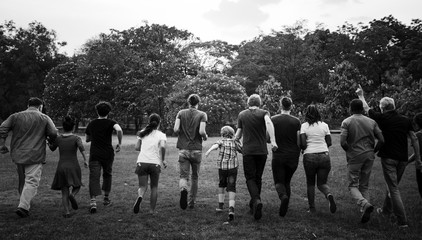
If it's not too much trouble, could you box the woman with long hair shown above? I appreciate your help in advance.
[300,105,336,214]
[133,113,167,214]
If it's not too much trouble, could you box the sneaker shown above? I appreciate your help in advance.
[15,208,29,218]
[188,201,195,209]
[103,198,112,206]
[307,207,316,213]
[327,194,336,213]
[89,204,97,214]
[279,195,289,217]
[69,195,78,210]
[180,189,188,210]
[361,203,374,223]
[398,224,409,229]
[133,196,142,214]
[253,201,263,220]
[216,202,224,212]
[228,207,235,221]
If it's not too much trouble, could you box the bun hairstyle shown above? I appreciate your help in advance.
[62,116,75,132]
[139,113,161,138]
[188,94,200,106]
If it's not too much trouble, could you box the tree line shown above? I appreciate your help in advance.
[1,16,421,133]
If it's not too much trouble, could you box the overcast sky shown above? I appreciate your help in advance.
[1,0,421,55]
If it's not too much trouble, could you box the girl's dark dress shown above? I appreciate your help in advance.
[51,134,84,190]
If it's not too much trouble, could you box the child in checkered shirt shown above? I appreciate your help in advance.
[205,126,242,222]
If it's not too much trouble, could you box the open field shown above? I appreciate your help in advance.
[1,134,422,240]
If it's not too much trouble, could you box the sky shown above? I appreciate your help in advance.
[1,0,421,55]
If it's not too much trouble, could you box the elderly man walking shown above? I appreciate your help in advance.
[0,97,58,217]
[357,85,420,228]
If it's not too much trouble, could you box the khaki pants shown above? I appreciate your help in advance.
[17,163,43,211]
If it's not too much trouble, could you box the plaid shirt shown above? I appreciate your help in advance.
[216,138,240,170]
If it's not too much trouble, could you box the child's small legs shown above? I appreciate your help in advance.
[61,187,70,215]
[217,187,225,211]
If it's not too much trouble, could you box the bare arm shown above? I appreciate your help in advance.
[135,138,142,151]
[374,129,384,153]
[173,118,180,134]
[199,122,208,141]
[205,143,219,157]
[409,131,421,169]
[356,84,370,113]
[80,149,88,168]
[264,114,278,151]
[235,128,242,141]
[159,140,166,168]
[325,135,332,148]
[300,133,307,150]
[340,134,348,151]
[114,124,123,152]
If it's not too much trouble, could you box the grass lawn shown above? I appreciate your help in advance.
[1,134,422,240]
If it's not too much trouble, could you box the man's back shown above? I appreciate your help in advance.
[0,108,57,164]
[341,114,380,160]
[86,118,116,157]
[238,108,268,155]
[176,108,207,150]
[369,110,412,161]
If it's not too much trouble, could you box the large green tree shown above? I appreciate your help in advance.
[0,20,66,119]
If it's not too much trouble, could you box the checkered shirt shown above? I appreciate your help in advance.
[217,138,240,170]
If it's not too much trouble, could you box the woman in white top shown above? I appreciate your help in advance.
[133,113,167,214]
[300,105,336,214]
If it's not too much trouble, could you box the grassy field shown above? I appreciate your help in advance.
[1,134,422,240]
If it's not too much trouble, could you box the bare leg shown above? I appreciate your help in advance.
[61,187,70,215]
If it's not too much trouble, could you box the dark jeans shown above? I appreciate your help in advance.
[272,154,299,203]
[381,158,407,225]
[89,159,114,197]
[417,168,422,199]
[243,155,267,203]
[135,163,161,188]
[303,153,331,208]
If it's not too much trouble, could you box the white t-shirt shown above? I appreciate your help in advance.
[137,130,167,164]
[300,121,330,154]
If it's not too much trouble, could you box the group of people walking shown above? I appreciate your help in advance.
[0,86,421,229]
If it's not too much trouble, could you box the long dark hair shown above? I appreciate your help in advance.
[304,105,321,126]
[138,113,161,138]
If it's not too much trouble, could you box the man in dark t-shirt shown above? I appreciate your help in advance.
[357,85,420,228]
[173,94,208,210]
[271,97,301,217]
[235,94,277,220]
[85,101,123,213]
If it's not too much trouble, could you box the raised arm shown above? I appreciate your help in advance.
[356,84,370,113]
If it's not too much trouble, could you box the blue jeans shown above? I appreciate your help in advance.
[380,158,408,225]
[303,152,331,208]
[178,150,202,205]
[347,152,375,208]
[243,155,267,203]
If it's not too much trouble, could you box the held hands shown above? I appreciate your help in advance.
[162,160,167,169]
[0,145,9,154]
[84,161,89,168]
[115,144,121,153]
[271,142,278,152]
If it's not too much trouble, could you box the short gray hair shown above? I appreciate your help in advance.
[380,97,395,111]
[247,94,261,107]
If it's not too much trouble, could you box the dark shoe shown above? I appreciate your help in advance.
[307,207,316,213]
[253,201,263,220]
[89,204,97,214]
[361,203,374,223]
[103,198,112,206]
[188,201,195,209]
[15,208,29,218]
[279,195,289,217]
[228,207,235,221]
[69,195,78,210]
[327,194,336,213]
[180,189,188,210]
[63,213,71,218]
[133,196,142,214]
